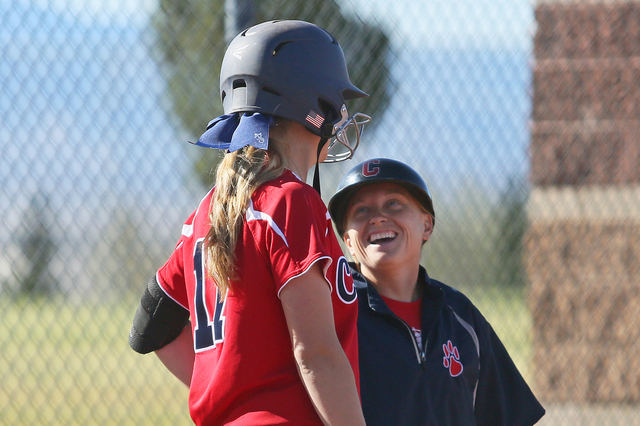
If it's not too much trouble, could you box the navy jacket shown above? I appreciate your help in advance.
[354,265,545,426]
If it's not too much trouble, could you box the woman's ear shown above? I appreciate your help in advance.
[422,214,434,242]
[343,231,357,258]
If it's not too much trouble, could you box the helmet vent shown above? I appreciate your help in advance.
[273,41,293,56]
[232,80,247,108]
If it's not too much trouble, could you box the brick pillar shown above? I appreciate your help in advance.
[528,0,640,403]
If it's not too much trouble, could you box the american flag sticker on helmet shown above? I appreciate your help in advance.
[305,111,324,128]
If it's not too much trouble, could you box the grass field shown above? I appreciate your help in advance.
[0,296,191,425]
[0,289,533,425]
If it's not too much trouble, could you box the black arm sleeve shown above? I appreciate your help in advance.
[128,276,190,354]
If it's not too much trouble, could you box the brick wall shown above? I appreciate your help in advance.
[531,0,640,186]
[528,0,640,403]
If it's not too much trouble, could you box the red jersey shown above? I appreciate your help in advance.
[157,170,359,425]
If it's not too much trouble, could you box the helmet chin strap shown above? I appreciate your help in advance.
[312,137,329,196]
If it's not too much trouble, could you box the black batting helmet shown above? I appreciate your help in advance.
[328,158,435,236]
[220,20,368,138]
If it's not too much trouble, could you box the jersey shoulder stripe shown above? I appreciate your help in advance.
[451,309,480,357]
[246,199,289,247]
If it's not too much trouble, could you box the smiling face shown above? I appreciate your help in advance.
[343,182,434,278]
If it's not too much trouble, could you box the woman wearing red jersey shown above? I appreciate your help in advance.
[129,20,370,426]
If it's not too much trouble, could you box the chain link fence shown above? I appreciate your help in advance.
[1,0,639,424]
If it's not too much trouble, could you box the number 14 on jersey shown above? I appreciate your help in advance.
[193,239,226,352]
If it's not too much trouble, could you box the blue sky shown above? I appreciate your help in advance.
[344,0,534,50]
[2,0,535,203]
[32,0,534,49]
[1,1,190,244]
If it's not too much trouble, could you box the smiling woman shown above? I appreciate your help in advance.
[342,182,432,301]
[327,158,545,426]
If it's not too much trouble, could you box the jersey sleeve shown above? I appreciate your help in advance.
[473,312,546,426]
[249,182,333,294]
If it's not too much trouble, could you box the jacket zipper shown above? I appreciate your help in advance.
[400,320,426,366]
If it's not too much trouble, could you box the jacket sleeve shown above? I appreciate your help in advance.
[473,317,546,426]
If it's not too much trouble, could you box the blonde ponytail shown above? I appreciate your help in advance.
[205,143,285,297]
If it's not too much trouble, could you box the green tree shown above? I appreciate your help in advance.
[421,178,528,292]
[18,193,58,296]
[493,177,528,289]
[151,0,391,188]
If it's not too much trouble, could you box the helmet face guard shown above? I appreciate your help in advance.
[323,105,371,163]
[328,158,435,236]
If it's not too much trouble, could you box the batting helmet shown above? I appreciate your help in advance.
[328,158,435,236]
[219,20,368,139]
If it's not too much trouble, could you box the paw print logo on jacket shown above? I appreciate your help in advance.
[442,340,463,377]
